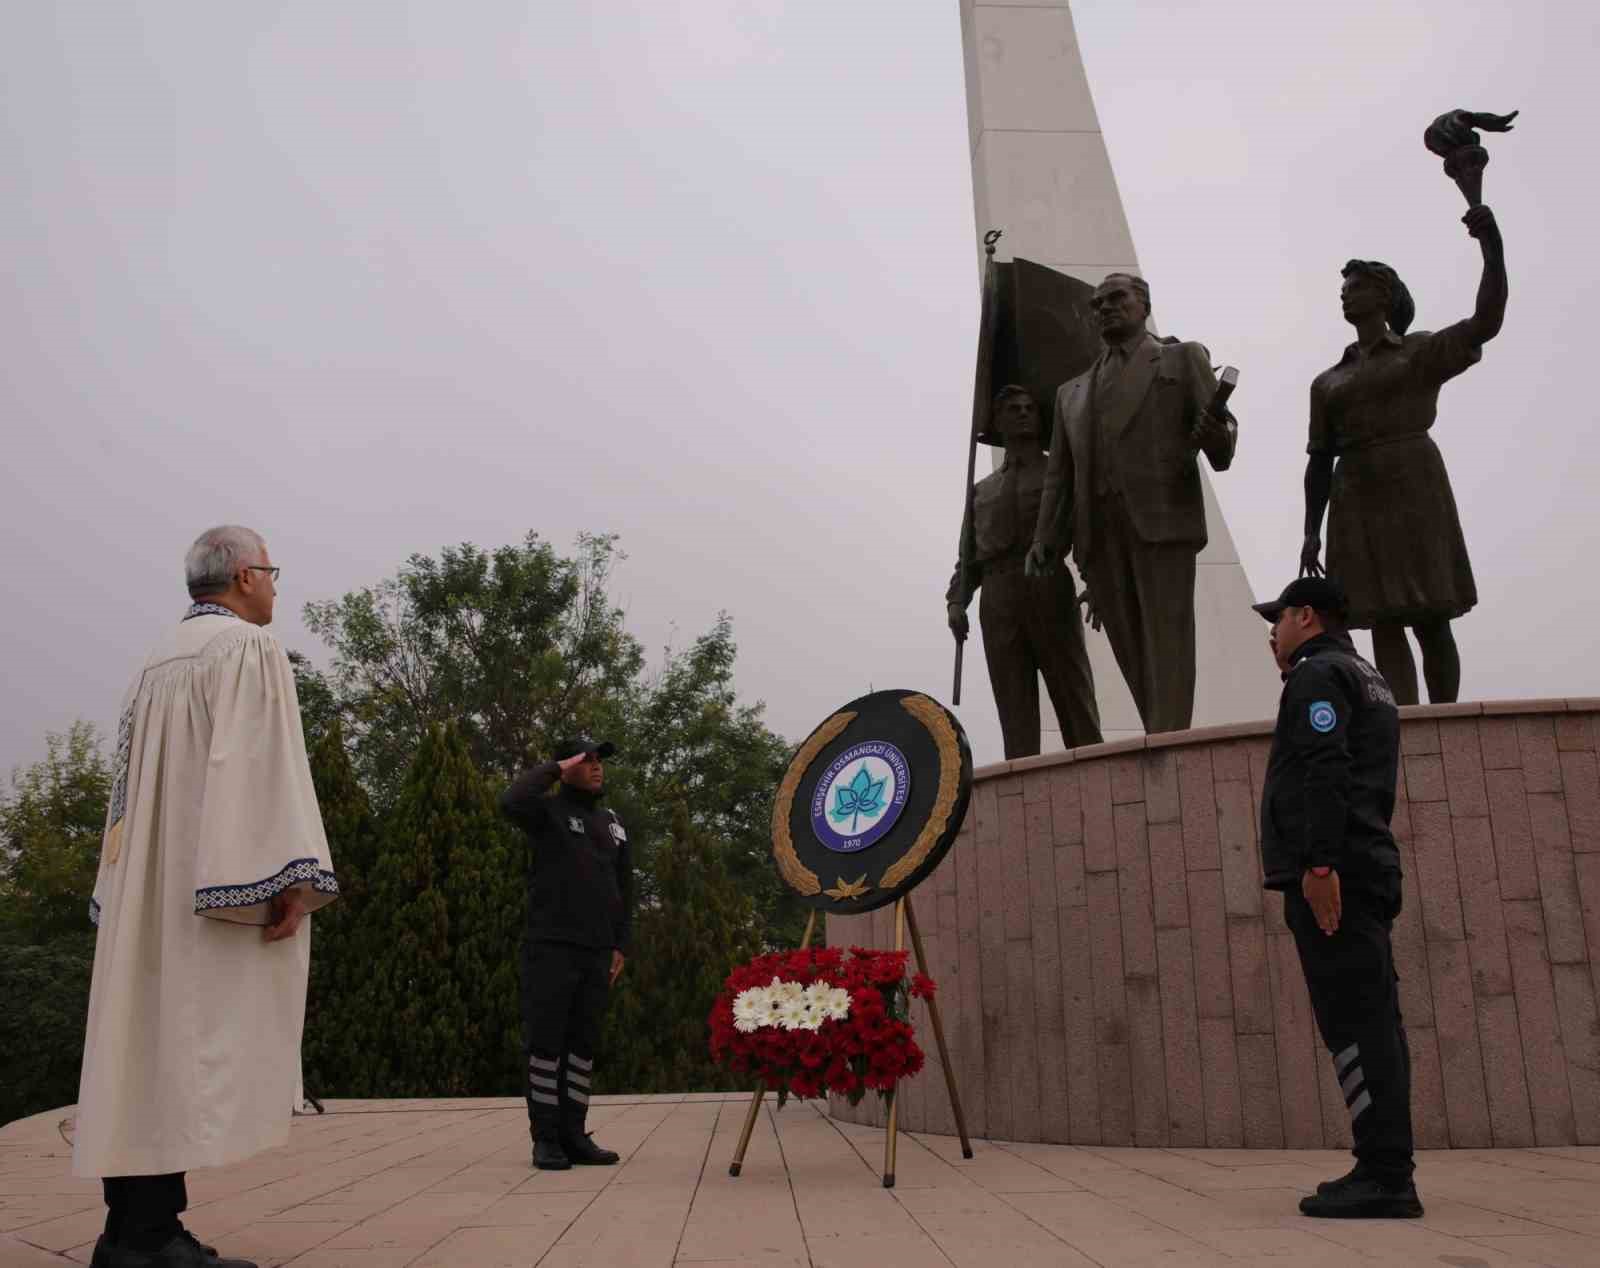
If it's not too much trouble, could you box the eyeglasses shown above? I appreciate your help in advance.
[242,566,281,582]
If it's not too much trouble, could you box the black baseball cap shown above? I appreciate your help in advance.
[1252,577,1348,622]
[553,735,617,761]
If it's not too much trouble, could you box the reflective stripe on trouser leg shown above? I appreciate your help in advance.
[529,1055,560,1107]
[564,1053,591,1106]
[1335,1043,1369,1120]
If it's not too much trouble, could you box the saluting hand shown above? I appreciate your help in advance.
[1302,868,1342,936]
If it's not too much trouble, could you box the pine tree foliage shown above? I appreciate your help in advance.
[301,719,382,1093]
[329,722,524,1095]
[599,801,764,1093]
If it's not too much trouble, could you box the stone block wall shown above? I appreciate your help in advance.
[826,701,1600,1148]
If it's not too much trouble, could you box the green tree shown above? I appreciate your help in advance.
[301,719,383,1094]
[0,939,94,1126]
[303,532,641,807]
[0,722,109,946]
[599,801,764,1093]
[627,617,800,946]
[300,532,797,945]
[0,723,104,1123]
[338,723,522,1096]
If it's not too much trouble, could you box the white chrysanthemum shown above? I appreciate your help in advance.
[824,987,851,1021]
[733,988,764,1033]
[770,977,804,1005]
[776,994,813,1031]
[753,991,786,1029]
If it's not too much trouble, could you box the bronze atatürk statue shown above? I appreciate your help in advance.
[1025,273,1237,734]
[947,386,1101,758]
[1298,109,1515,705]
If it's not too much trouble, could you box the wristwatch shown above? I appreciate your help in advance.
[1308,866,1333,878]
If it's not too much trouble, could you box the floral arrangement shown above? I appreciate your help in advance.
[708,945,935,1104]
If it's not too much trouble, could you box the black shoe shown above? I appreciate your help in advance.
[533,1137,572,1170]
[1316,1163,1366,1195]
[562,1132,620,1166]
[90,1229,259,1266]
[1299,1176,1423,1219]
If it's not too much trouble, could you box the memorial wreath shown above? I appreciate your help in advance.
[708,946,934,1105]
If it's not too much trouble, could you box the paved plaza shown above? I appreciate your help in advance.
[4,1095,1600,1266]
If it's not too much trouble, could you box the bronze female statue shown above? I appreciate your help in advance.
[1298,202,1507,704]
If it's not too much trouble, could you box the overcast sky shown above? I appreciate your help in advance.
[2,1,1595,777]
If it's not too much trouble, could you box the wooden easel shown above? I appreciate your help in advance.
[727,893,973,1188]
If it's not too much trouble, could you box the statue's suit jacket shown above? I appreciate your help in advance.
[1034,337,1236,567]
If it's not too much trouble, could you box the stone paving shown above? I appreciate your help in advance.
[4,1096,1600,1267]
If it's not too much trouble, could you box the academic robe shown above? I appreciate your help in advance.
[72,604,338,1178]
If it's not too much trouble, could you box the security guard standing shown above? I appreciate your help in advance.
[1252,577,1421,1219]
[500,737,632,1170]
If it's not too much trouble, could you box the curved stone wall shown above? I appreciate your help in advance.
[827,700,1600,1149]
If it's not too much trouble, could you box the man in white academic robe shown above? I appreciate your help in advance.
[75,525,337,1268]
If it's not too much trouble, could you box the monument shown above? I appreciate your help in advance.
[955,0,1279,744]
[833,6,1598,1160]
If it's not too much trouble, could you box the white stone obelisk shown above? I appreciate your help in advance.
[959,0,1279,742]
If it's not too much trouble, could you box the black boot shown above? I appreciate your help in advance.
[90,1229,258,1266]
[561,1105,619,1166]
[530,1103,571,1171]
[1299,1176,1423,1219]
[532,1135,572,1171]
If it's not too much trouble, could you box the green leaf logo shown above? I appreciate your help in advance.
[828,763,889,833]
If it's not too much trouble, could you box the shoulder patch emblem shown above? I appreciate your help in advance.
[1309,701,1338,733]
[609,820,627,843]
[567,816,585,834]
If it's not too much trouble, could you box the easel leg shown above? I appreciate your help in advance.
[883,899,907,1187]
[728,1088,764,1178]
[729,909,818,1178]
[904,895,974,1159]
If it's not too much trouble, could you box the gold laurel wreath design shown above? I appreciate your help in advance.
[878,694,961,891]
[770,710,856,896]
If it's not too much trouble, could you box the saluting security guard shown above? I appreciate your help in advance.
[1253,577,1421,1219]
[500,737,632,1171]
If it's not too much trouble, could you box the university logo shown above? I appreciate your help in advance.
[809,741,911,854]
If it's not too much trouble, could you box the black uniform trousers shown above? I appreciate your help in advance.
[1081,492,1197,735]
[1283,871,1414,1185]
[978,561,1102,757]
[520,940,611,1141]
[102,1173,186,1252]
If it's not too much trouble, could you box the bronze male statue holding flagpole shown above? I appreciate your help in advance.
[948,232,1103,758]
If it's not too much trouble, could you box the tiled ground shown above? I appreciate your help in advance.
[4,1096,1600,1267]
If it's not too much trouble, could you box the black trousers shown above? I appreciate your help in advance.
[520,940,611,1140]
[978,564,1102,757]
[102,1173,186,1252]
[1284,872,1414,1185]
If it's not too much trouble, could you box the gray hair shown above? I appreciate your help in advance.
[1101,271,1151,317]
[185,525,266,598]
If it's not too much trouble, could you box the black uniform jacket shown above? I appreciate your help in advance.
[1259,632,1401,891]
[500,762,633,953]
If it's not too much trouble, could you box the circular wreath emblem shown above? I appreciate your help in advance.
[809,741,911,854]
[770,690,972,913]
